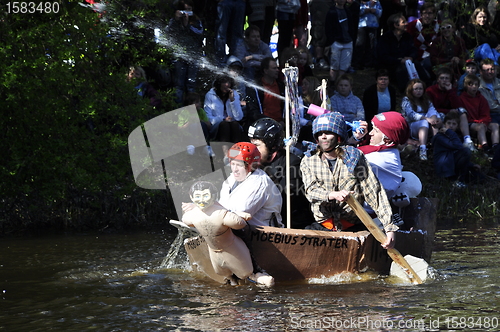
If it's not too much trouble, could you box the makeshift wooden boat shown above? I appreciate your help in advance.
[174,197,437,283]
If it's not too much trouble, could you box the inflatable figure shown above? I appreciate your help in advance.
[182,181,274,286]
[391,171,422,208]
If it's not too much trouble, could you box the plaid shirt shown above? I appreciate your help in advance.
[300,147,398,232]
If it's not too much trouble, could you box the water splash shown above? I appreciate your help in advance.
[160,220,199,270]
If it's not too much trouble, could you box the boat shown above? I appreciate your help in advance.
[173,197,437,283]
[127,91,437,284]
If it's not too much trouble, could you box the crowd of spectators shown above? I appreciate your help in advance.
[134,0,500,183]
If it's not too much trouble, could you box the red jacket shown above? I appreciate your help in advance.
[426,84,463,114]
[459,91,492,124]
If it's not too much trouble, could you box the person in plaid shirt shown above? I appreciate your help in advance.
[300,112,398,249]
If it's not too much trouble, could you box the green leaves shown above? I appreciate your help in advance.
[1,0,177,233]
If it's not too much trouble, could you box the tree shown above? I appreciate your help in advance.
[0,1,177,234]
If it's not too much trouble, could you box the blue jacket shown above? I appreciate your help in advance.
[432,129,468,178]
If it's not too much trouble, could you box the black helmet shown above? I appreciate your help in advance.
[248,118,284,151]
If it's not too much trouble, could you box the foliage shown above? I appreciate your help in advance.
[0,1,179,235]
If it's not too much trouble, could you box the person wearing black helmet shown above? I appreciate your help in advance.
[247,117,313,229]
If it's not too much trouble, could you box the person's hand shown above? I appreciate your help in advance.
[401,57,413,64]
[182,202,195,213]
[225,116,234,122]
[442,81,453,91]
[353,120,368,140]
[328,190,354,202]
[439,127,447,134]
[382,231,396,249]
[228,88,235,102]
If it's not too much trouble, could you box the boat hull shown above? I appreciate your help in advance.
[183,197,437,283]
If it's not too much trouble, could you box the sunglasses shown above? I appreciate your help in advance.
[441,25,453,30]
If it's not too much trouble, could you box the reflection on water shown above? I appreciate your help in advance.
[1,225,499,331]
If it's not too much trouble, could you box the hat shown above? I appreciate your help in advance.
[372,112,409,145]
[465,59,477,66]
[227,55,243,68]
[312,112,347,140]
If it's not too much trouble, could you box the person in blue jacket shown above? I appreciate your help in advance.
[432,112,478,187]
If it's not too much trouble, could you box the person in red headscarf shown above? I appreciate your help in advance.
[356,112,412,213]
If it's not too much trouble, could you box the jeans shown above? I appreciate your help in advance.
[354,27,377,67]
[215,0,246,66]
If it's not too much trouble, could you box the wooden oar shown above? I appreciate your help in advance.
[345,195,424,284]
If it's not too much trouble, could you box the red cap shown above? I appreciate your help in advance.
[372,112,409,145]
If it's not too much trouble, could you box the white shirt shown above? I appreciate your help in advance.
[219,168,283,227]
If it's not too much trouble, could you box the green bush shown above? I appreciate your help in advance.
[0,1,178,235]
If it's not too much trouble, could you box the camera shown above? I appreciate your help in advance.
[180,10,193,16]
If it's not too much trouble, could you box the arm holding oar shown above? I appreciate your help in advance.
[345,194,423,284]
[332,190,395,249]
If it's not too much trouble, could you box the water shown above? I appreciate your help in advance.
[1,225,499,331]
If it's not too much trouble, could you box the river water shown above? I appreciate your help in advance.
[1,224,499,332]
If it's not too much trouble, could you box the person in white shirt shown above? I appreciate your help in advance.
[219,142,283,227]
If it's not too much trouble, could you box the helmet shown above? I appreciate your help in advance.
[227,142,261,168]
[312,112,347,141]
[248,118,284,151]
[372,112,409,145]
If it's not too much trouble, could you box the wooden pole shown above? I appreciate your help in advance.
[283,64,291,229]
[345,195,424,284]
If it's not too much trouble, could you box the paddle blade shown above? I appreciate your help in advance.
[390,254,428,284]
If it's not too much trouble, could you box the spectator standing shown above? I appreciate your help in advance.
[276,0,301,60]
[167,0,203,104]
[308,0,333,70]
[352,0,382,70]
[325,0,358,83]
[247,0,276,44]
[214,0,246,66]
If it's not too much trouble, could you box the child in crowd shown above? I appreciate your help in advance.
[432,112,478,188]
[401,79,441,161]
[459,74,500,155]
[457,59,479,94]
[330,74,365,123]
[296,46,314,88]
